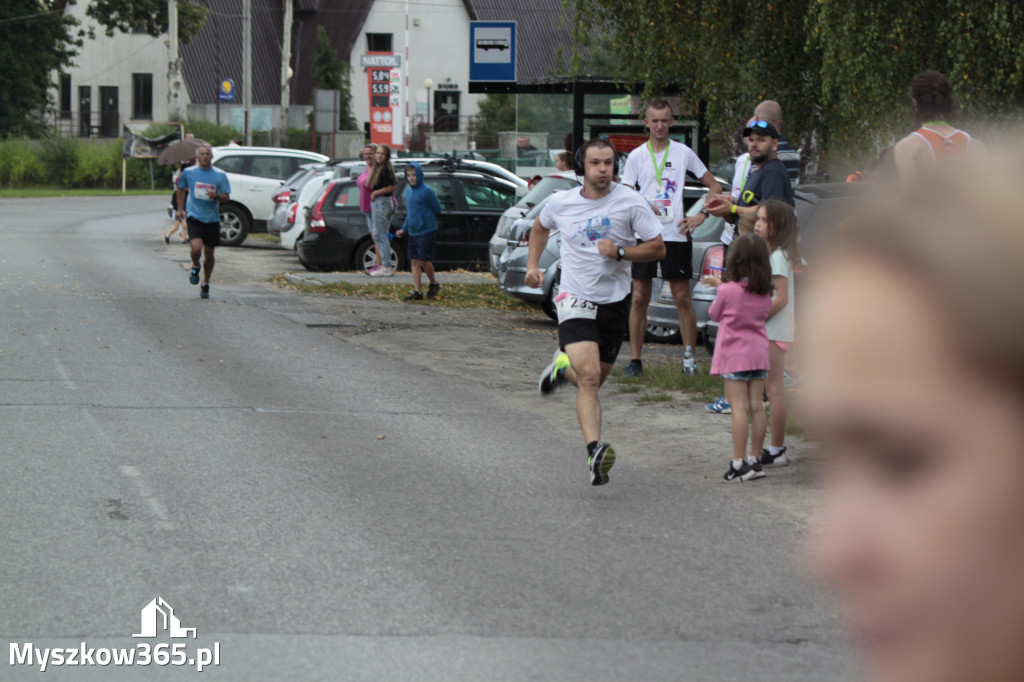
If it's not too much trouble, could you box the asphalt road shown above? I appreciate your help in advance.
[0,197,855,681]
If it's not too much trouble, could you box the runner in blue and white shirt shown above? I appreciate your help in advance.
[176,143,230,299]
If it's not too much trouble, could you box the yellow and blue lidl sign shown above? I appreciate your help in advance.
[219,79,236,102]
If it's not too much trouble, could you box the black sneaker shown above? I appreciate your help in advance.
[747,460,766,480]
[588,442,616,486]
[623,360,643,377]
[426,282,440,299]
[758,446,789,468]
[538,349,570,394]
[164,235,170,244]
[404,290,423,301]
[200,283,210,299]
[189,265,200,285]
[723,460,756,482]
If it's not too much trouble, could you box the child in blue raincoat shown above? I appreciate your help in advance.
[396,162,443,300]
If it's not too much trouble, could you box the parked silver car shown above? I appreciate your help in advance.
[644,193,726,344]
[496,195,561,319]
[488,172,580,276]
[701,182,865,353]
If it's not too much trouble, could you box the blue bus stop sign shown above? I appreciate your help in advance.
[469,22,516,82]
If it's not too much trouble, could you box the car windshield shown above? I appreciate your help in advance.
[282,168,313,188]
[523,191,560,219]
[516,175,578,209]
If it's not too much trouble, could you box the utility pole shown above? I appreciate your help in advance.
[167,0,182,122]
[280,0,293,146]
[243,0,253,145]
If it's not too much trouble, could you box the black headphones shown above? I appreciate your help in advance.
[573,144,585,176]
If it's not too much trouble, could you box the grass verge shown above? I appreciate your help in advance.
[0,188,167,198]
[613,360,721,404]
[612,359,808,437]
[270,274,538,312]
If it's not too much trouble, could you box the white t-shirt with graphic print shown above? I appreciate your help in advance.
[538,183,662,305]
[620,139,708,243]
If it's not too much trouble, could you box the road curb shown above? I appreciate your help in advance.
[284,273,324,287]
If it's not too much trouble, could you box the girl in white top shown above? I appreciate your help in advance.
[753,199,800,467]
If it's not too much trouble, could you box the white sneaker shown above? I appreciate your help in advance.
[368,267,388,277]
[378,267,395,277]
[682,352,698,375]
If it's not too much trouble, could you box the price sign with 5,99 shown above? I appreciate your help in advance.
[370,70,390,108]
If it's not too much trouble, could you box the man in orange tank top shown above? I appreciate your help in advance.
[894,70,979,184]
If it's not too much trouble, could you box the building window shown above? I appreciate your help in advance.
[59,74,72,119]
[366,33,392,52]
[132,73,153,120]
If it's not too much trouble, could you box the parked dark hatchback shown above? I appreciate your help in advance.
[297,163,519,272]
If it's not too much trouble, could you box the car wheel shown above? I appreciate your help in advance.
[219,204,250,246]
[644,323,682,344]
[354,238,405,272]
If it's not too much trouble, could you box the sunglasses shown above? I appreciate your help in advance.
[749,120,770,129]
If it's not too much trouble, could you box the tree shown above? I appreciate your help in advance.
[86,0,207,43]
[0,0,82,137]
[310,25,358,130]
[565,0,1024,165]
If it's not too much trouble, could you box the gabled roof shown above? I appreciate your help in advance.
[462,0,576,83]
[179,0,573,106]
[180,0,374,106]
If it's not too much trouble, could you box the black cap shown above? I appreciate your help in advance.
[743,120,780,139]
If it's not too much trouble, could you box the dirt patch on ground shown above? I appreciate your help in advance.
[189,240,814,498]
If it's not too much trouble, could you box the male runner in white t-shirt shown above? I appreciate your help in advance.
[526,139,665,486]
[619,99,722,377]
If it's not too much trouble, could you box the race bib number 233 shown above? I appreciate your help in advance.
[555,292,598,324]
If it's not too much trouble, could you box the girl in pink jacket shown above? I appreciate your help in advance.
[703,233,773,482]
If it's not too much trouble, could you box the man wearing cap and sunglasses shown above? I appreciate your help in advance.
[705,119,793,223]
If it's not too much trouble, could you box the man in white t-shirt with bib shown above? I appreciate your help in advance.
[620,99,722,377]
[526,139,665,486]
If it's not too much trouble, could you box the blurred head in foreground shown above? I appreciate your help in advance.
[801,158,1024,682]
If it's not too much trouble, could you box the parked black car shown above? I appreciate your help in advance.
[297,159,520,272]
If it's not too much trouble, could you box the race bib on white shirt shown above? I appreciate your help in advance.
[647,195,673,224]
[195,181,217,201]
[555,291,598,323]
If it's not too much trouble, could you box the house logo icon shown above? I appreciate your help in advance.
[133,597,197,639]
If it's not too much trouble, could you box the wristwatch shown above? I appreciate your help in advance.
[616,247,626,261]
[699,208,709,217]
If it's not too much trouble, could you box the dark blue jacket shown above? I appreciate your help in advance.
[401,163,442,236]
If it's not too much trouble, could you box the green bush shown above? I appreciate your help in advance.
[0,139,45,186]
[73,141,122,188]
[38,136,79,186]
[182,119,241,147]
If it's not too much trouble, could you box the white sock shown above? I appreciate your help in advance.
[731,460,744,470]
[769,445,784,456]
[746,456,758,467]
[685,345,693,354]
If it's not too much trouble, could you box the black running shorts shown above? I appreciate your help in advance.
[631,240,693,280]
[558,295,631,365]
[187,217,221,247]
